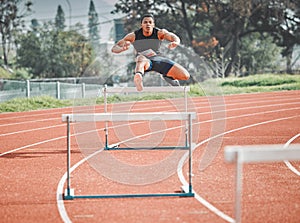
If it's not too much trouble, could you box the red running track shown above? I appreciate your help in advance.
[0,90,300,223]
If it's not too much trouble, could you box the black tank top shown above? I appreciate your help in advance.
[132,28,162,55]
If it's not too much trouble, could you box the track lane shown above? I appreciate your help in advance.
[0,90,299,223]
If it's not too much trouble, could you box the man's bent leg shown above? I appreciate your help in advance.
[134,55,151,91]
[166,63,190,81]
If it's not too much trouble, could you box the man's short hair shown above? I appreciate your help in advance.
[140,14,155,23]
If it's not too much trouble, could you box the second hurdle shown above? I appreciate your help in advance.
[102,85,191,150]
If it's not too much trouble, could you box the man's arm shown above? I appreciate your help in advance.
[158,29,180,49]
[111,32,135,53]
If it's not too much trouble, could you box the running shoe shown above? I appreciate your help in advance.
[163,76,180,86]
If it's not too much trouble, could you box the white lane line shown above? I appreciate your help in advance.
[191,101,300,120]
[1,93,298,127]
[107,95,299,114]
[0,106,91,121]
[2,98,300,137]
[0,106,98,125]
[0,117,60,127]
[56,149,103,223]
[0,109,67,120]
[0,122,139,156]
[284,133,300,176]
[0,124,65,137]
[0,135,66,157]
[2,104,300,156]
[2,103,300,156]
[177,114,300,223]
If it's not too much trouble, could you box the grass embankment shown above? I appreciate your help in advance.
[0,96,72,113]
[1,74,300,113]
[220,74,300,93]
[190,74,300,96]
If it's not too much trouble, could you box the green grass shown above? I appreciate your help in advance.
[1,74,300,113]
[0,95,72,113]
[187,74,300,96]
[220,74,297,87]
[214,74,300,95]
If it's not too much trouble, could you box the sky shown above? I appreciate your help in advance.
[26,0,122,41]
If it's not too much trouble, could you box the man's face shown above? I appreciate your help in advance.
[141,17,155,34]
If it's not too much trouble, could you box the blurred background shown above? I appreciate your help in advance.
[0,0,299,102]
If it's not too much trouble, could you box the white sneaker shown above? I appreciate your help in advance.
[134,73,143,91]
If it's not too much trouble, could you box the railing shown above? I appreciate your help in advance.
[0,79,102,102]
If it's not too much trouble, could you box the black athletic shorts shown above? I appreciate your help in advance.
[145,56,175,76]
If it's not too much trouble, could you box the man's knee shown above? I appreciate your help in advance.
[182,69,190,80]
[135,55,151,71]
[135,54,147,63]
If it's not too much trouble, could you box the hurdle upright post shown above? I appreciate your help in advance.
[184,86,189,147]
[235,152,243,223]
[67,116,71,193]
[188,113,193,193]
[103,85,109,149]
[64,115,74,200]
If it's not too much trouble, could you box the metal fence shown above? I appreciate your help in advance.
[0,79,102,102]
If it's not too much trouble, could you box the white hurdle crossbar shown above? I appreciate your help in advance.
[224,144,300,223]
[102,86,190,150]
[62,112,196,200]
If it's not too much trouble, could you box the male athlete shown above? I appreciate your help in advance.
[111,14,190,91]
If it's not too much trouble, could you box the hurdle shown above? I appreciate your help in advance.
[62,112,196,200]
[224,144,300,223]
[102,86,190,150]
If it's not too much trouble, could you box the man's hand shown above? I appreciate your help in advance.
[167,41,179,49]
[111,32,135,53]
[122,41,131,50]
[158,29,180,50]
[111,40,130,53]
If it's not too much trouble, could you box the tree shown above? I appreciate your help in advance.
[207,0,300,74]
[88,0,100,49]
[16,31,47,77]
[55,5,66,31]
[16,22,93,78]
[250,0,300,73]
[61,29,93,77]
[240,33,281,74]
[0,0,32,66]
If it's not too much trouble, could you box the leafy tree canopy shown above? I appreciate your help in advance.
[16,22,93,78]
[111,0,300,75]
[0,0,32,66]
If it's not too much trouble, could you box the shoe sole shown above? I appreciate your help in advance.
[134,73,143,91]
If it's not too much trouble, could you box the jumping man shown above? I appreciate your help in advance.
[111,14,190,91]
